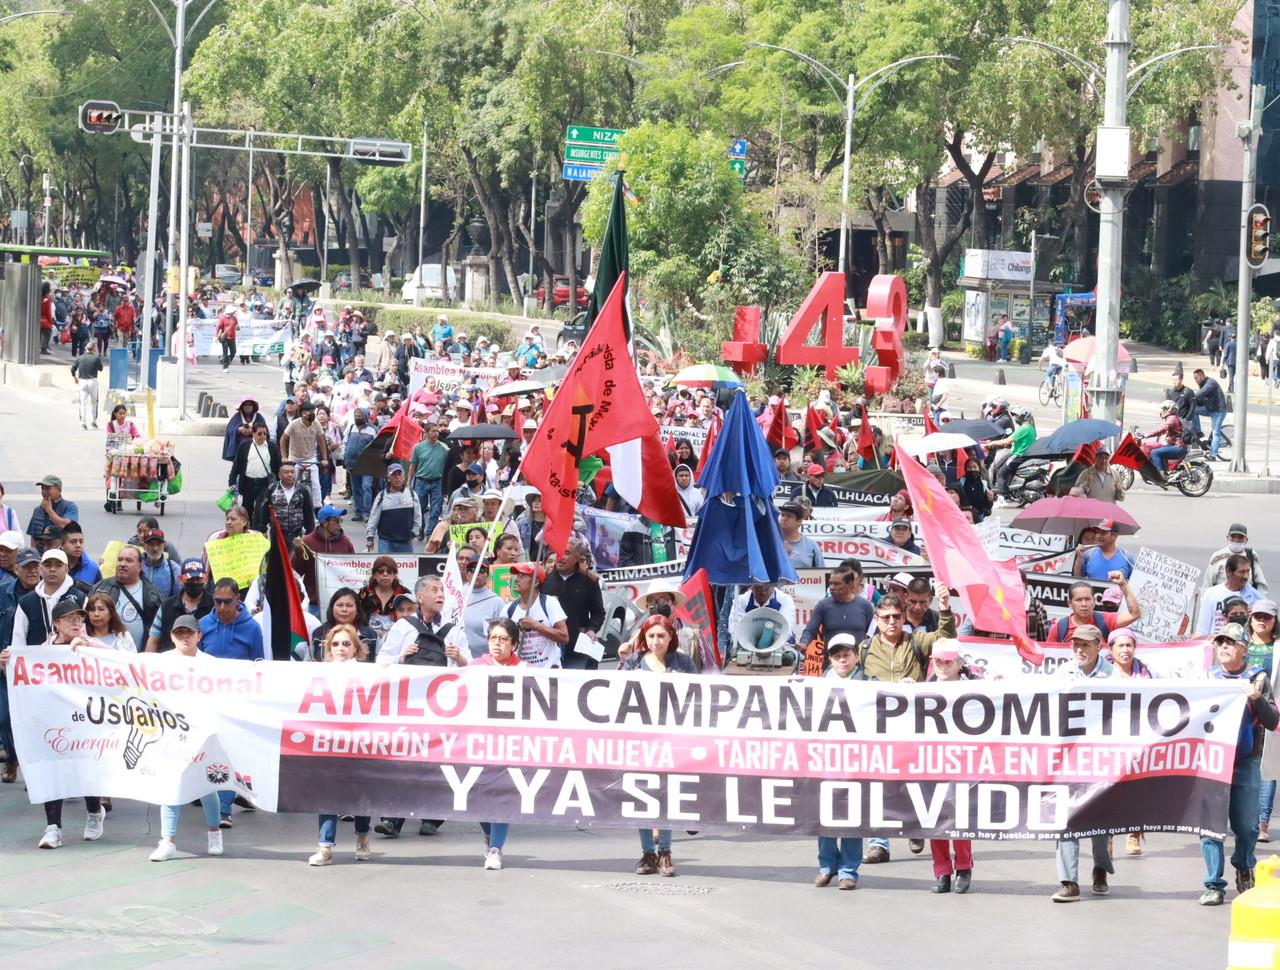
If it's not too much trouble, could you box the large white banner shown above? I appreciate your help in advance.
[956,636,1213,680]
[6,648,1245,838]
[187,317,292,357]
[407,357,509,397]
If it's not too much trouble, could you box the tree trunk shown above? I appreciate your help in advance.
[864,186,894,274]
[915,175,972,346]
[328,158,360,285]
[463,147,517,305]
[943,130,996,251]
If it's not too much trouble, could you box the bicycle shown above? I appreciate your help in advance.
[1038,369,1064,406]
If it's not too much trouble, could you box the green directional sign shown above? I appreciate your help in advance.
[729,158,747,177]
[565,124,625,146]
[564,143,619,165]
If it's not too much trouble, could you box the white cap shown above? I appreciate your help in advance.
[0,530,23,550]
[41,549,68,565]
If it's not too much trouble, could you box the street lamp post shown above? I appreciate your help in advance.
[1231,84,1264,474]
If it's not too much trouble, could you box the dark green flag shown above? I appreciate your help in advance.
[586,170,629,339]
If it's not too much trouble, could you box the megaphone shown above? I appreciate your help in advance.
[734,607,792,657]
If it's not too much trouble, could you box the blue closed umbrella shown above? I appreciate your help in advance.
[1043,418,1122,452]
[683,390,797,586]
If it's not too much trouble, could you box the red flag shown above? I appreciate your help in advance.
[1112,433,1166,486]
[265,506,310,661]
[383,401,424,463]
[674,568,721,670]
[523,273,682,554]
[827,407,845,449]
[922,408,940,436]
[855,405,877,464]
[1072,441,1097,466]
[696,407,722,478]
[897,440,1042,663]
[763,400,798,451]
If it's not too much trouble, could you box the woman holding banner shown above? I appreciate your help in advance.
[1248,599,1278,843]
[311,587,378,661]
[621,614,698,878]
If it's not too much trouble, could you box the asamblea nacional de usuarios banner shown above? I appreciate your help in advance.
[7,648,1245,840]
[186,317,292,357]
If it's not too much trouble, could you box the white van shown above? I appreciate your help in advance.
[401,262,457,303]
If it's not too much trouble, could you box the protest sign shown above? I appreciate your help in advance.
[98,539,126,570]
[315,554,445,615]
[407,357,508,397]
[657,425,709,451]
[1021,549,1077,575]
[810,534,928,569]
[187,317,292,357]
[9,648,1244,840]
[490,565,516,602]
[775,482,894,507]
[47,264,103,287]
[1022,573,1111,619]
[600,559,687,602]
[1126,548,1202,641]
[449,520,502,554]
[203,532,271,589]
[955,636,1212,680]
[580,506,642,569]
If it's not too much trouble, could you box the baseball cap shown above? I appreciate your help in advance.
[1213,622,1247,645]
[386,463,405,476]
[51,597,87,621]
[36,474,62,487]
[390,593,416,610]
[38,524,63,541]
[778,501,805,518]
[41,549,68,565]
[0,531,23,550]
[16,549,41,567]
[317,505,346,522]
[171,615,201,634]
[806,463,825,476]
[523,419,538,431]
[511,561,545,582]
[467,463,485,475]
[139,528,165,543]
[180,558,206,580]
[825,633,860,656]
[932,639,962,661]
[1069,624,1103,644]
[888,570,914,589]
[456,399,473,410]
[891,517,912,530]
[1251,598,1277,617]
[1095,518,1117,532]
[1227,523,1249,538]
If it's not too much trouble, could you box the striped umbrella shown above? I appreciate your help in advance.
[670,364,743,388]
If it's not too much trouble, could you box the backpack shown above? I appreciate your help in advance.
[401,618,454,666]
[1052,611,1110,642]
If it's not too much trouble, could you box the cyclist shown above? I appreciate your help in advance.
[1038,343,1066,398]
[1144,401,1187,473]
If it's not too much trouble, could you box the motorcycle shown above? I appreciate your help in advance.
[1111,425,1213,497]
[1005,458,1054,506]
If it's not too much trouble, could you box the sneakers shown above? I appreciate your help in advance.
[418,820,440,836]
[83,808,106,842]
[954,869,972,894]
[1259,820,1271,843]
[814,871,835,888]
[38,824,62,849]
[635,851,659,875]
[308,846,333,867]
[374,819,401,838]
[1052,881,1081,902]
[1125,833,1143,855]
[1199,888,1226,906]
[150,840,178,862]
[484,847,503,870]
[909,839,925,854]
[1091,867,1110,896]
[207,830,224,856]
[355,835,371,861]
[863,846,890,864]
[1236,867,1255,894]
[657,850,675,877]
[219,814,233,829]
[233,795,256,811]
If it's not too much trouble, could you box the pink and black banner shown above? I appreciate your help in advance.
[8,648,1246,840]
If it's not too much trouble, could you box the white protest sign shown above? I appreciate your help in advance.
[975,518,1002,560]
[187,317,292,357]
[407,357,509,397]
[314,554,444,616]
[1126,547,1202,641]
[657,425,708,450]
[957,636,1212,680]
[811,534,928,569]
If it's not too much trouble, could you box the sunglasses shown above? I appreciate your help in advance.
[374,566,395,574]
[330,639,356,647]
[214,597,236,605]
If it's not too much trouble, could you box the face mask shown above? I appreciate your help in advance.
[965,470,980,479]
[1228,541,1246,554]
[648,603,672,618]
[183,581,205,597]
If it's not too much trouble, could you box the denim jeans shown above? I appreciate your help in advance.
[639,828,672,853]
[1202,757,1262,890]
[1194,406,1227,458]
[319,814,371,846]
[349,474,372,518]
[378,539,414,554]
[817,836,863,880]
[162,794,221,837]
[868,836,890,855]
[218,790,236,816]
[1149,445,1186,473]
[481,821,509,849]
[1261,779,1277,823]
[412,478,443,536]
[1056,835,1113,883]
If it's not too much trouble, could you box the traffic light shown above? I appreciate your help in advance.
[79,100,123,135]
[346,138,411,167]
[1248,203,1272,269]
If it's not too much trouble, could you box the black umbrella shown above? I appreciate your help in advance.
[941,418,1003,441]
[350,427,396,478]
[446,423,518,442]
[287,278,321,292]
[1023,437,1076,460]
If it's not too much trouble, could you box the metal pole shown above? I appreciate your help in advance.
[176,100,193,420]
[525,171,537,316]
[1231,83,1263,474]
[165,0,186,322]
[1091,0,1130,426]
[415,118,427,307]
[246,139,253,281]
[837,72,854,277]
[1029,229,1036,346]
[321,162,331,284]
[140,113,163,392]
[60,180,66,246]
[41,173,50,246]
[1266,373,1273,478]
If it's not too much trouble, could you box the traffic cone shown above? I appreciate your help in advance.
[1227,856,1280,970]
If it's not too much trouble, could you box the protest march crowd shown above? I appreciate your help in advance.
[6,234,1279,909]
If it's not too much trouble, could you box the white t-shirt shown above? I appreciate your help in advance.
[507,595,567,668]
[115,581,147,649]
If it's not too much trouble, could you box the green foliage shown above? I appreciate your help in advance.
[965,343,984,358]
[1251,296,1278,335]
[1119,269,1199,351]
[903,330,930,350]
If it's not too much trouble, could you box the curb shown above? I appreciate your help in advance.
[1210,474,1280,495]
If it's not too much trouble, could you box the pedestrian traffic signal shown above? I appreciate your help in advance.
[1247,204,1272,269]
[79,100,123,135]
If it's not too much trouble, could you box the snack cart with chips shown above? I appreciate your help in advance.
[105,434,177,514]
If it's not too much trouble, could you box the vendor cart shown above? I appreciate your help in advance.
[105,433,174,514]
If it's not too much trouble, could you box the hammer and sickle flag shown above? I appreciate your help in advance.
[522,272,667,555]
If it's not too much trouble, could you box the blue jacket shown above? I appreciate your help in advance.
[199,604,265,661]
[1209,664,1279,761]
[26,498,80,541]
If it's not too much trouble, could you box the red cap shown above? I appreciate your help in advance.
[1096,518,1117,531]
[510,562,545,582]
[807,463,826,476]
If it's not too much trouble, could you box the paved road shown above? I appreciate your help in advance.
[0,360,1269,969]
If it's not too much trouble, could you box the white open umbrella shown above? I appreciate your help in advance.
[899,431,978,458]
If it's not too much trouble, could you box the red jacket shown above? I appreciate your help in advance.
[292,526,355,605]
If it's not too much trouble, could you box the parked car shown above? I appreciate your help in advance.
[401,262,458,303]
[251,268,274,287]
[557,310,589,349]
[534,275,589,309]
[333,270,372,292]
[213,263,243,286]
